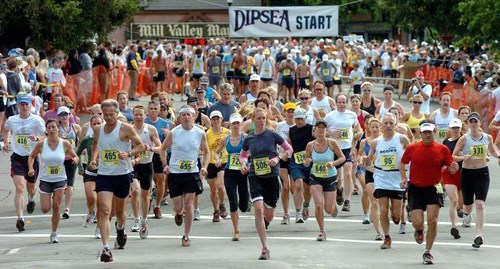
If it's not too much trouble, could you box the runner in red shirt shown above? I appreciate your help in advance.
[400,120,458,265]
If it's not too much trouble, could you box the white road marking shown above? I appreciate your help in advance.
[1,214,499,227]
[7,248,20,254]
[0,234,498,249]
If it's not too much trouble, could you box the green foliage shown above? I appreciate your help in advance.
[458,0,500,52]
[0,0,139,51]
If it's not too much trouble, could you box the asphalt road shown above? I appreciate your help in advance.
[1,84,499,268]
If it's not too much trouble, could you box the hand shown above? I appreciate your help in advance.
[449,161,459,174]
[362,156,371,167]
[88,160,97,170]
[2,143,10,153]
[200,167,208,177]
[71,156,79,164]
[327,161,334,168]
[29,134,38,141]
[462,154,471,161]
[303,157,312,167]
[215,160,222,168]
[118,151,129,160]
[241,165,250,174]
[400,179,408,189]
[27,169,35,177]
[131,159,137,166]
[269,157,278,167]
[163,165,170,174]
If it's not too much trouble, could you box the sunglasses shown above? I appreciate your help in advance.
[67,106,74,109]
[300,97,309,100]
[363,90,371,92]
[59,112,69,117]
[413,101,422,104]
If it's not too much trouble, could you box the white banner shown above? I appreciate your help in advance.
[229,6,339,38]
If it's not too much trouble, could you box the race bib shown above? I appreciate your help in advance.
[47,165,63,177]
[352,76,358,82]
[322,68,330,76]
[380,154,396,170]
[194,62,201,69]
[333,74,341,80]
[228,154,242,170]
[293,151,306,164]
[253,157,271,176]
[212,66,220,74]
[305,78,310,86]
[337,128,350,141]
[435,183,444,194]
[16,135,30,149]
[139,150,149,161]
[153,72,158,78]
[178,160,194,171]
[283,68,291,76]
[101,149,119,166]
[263,68,270,76]
[437,128,448,140]
[175,61,182,68]
[470,144,486,159]
[312,162,328,178]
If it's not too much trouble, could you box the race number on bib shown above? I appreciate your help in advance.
[16,135,30,149]
[322,68,330,76]
[253,157,271,176]
[194,62,201,69]
[338,128,350,141]
[380,154,396,170]
[435,183,444,194]
[283,68,291,76]
[470,144,486,159]
[293,151,306,164]
[263,68,270,76]
[228,154,242,170]
[437,128,448,140]
[101,149,119,166]
[312,162,328,178]
[305,78,310,86]
[212,66,220,74]
[333,74,341,80]
[47,165,62,177]
[178,160,194,171]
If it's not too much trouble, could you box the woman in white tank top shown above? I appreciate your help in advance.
[28,119,79,243]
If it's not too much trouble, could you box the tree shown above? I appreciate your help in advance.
[0,0,139,51]
[458,0,500,53]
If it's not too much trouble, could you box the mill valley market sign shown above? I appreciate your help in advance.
[130,23,229,40]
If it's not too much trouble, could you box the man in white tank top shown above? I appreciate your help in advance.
[310,81,336,119]
[365,113,410,249]
[429,92,457,143]
[158,105,210,247]
[89,99,145,263]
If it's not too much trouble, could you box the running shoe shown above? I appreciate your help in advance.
[281,214,290,225]
[182,235,191,247]
[264,219,270,230]
[50,232,59,244]
[353,184,359,195]
[399,222,406,234]
[414,230,424,244]
[451,227,461,239]
[92,211,97,223]
[302,206,309,221]
[462,214,472,228]
[457,209,464,218]
[175,214,183,226]
[61,208,70,219]
[422,251,433,265]
[194,209,201,221]
[295,212,304,224]
[150,187,157,201]
[27,200,36,214]
[213,210,221,222]
[316,231,327,241]
[16,218,25,232]
[83,214,92,228]
[100,247,113,263]
[219,204,228,219]
[258,247,270,260]
[336,188,344,205]
[131,219,140,232]
[115,228,127,249]
[232,231,240,241]
[153,207,162,219]
[375,232,383,241]
[392,216,400,225]
[380,237,391,249]
[161,196,169,205]
[362,214,371,224]
[139,224,148,239]
[95,228,101,239]
[342,200,351,212]
[472,235,483,248]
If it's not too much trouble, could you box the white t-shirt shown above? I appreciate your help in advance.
[323,110,359,149]
[409,84,433,114]
[276,121,294,140]
[494,110,500,122]
[5,114,46,156]
[349,69,365,85]
[491,87,500,113]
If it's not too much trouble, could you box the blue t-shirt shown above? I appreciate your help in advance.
[207,101,240,122]
[206,87,216,104]
[222,53,233,73]
[242,129,284,178]
[120,107,133,122]
[145,117,172,142]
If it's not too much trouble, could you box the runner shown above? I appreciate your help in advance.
[159,105,210,247]
[452,112,500,248]
[375,86,405,119]
[304,120,345,241]
[206,110,229,222]
[239,74,261,104]
[364,113,410,249]
[401,95,427,142]
[130,105,161,239]
[3,93,46,232]
[429,92,457,143]
[214,113,248,240]
[279,54,297,102]
[288,108,315,223]
[190,48,205,91]
[297,89,320,125]
[150,49,167,93]
[206,49,222,91]
[310,81,336,119]
[400,120,459,265]
[28,119,78,243]
[258,49,274,88]
[276,103,296,224]
[89,99,144,262]
[57,106,81,220]
[315,54,335,97]
[360,82,380,116]
[442,118,464,239]
[239,107,293,260]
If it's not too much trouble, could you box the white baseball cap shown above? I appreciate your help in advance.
[209,110,223,119]
[420,123,435,132]
[229,113,243,123]
[249,74,261,81]
[449,118,462,128]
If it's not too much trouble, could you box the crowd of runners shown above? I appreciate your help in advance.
[0,37,499,264]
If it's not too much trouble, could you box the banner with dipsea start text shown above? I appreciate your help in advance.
[229,6,338,38]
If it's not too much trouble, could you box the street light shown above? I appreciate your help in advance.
[227,0,233,6]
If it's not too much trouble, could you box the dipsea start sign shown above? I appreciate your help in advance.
[229,6,339,38]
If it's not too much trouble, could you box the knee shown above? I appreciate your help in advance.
[52,203,61,213]
[476,201,485,210]
[315,203,324,211]
[130,188,140,198]
[41,206,50,214]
